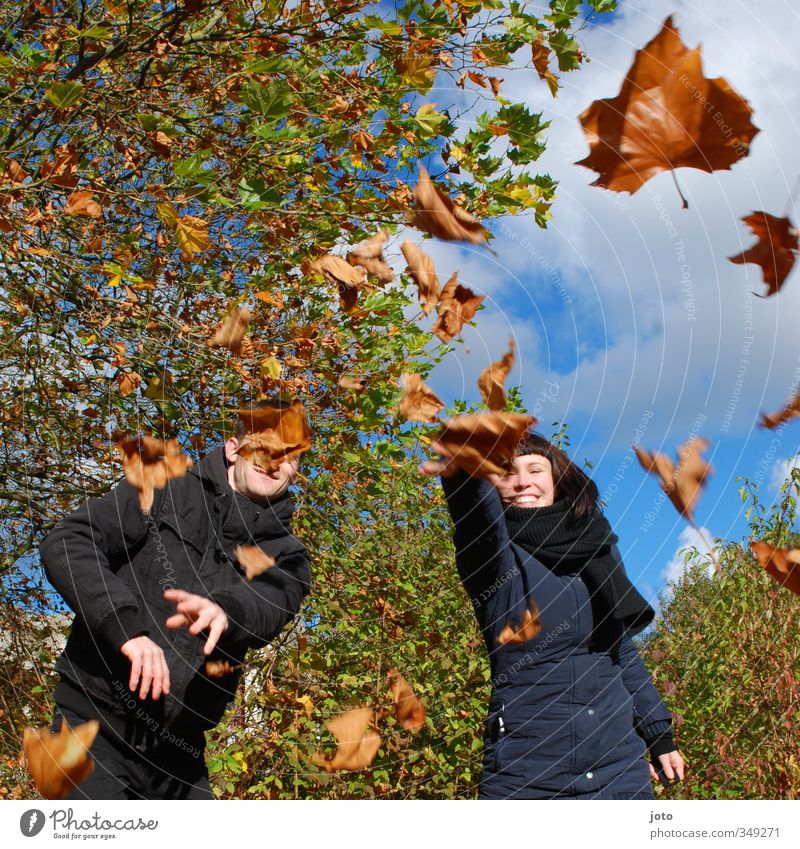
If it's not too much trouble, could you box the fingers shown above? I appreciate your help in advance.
[649,762,658,782]
[672,752,686,781]
[127,650,142,694]
[204,616,228,656]
[188,606,216,636]
[166,612,189,629]
[138,650,153,700]
[658,753,675,780]
[163,588,189,603]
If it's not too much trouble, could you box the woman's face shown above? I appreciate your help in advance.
[495,453,556,508]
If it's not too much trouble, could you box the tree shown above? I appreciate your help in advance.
[0,0,616,797]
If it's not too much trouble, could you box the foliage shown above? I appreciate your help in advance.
[639,470,800,800]
[0,0,614,799]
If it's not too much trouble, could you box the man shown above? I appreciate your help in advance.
[40,406,311,799]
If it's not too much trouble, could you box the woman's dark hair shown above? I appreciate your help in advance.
[514,431,599,521]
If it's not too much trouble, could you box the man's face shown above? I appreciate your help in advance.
[224,436,300,503]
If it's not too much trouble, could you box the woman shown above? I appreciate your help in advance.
[421,431,685,799]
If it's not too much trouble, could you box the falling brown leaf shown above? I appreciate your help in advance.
[116,371,142,397]
[759,387,800,430]
[729,212,798,297]
[40,145,78,188]
[175,214,210,256]
[634,437,712,521]
[401,241,441,315]
[399,373,444,423]
[531,33,558,96]
[234,398,311,470]
[235,544,275,580]
[23,720,99,800]
[338,376,366,393]
[310,253,367,310]
[478,337,515,410]
[64,190,102,218]
[346,230,395,285]
[431,272,485,343]
[387,670,426,734]
[410,166,487,244]
[577,16,759,199]
[750,541,800,596]
[498,600,541,646]
[116,435,192,513]
[205,659,239,678]
[312,707,381,772]
[208,307,251,355]
[435,411,535,479]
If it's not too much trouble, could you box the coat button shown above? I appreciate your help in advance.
[586,771,594,779]
[587,708,595,715]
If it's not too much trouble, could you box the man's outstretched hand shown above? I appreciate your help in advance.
[120,635,170,701]
[164,589,229,655]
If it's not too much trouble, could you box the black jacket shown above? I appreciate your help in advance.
[40,447,310,740]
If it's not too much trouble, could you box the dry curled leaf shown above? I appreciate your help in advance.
[634,437,712,521]
[729,212,798,297]
[436,412,535,479]
[337,375,366,393]
[23,720,99,800]
[387,670,426,734]
[116,370,142,397]
[531,33,558,96]
[64,190,102,218]
[347,231,395,285]
[759,387,800,430]
[208,307,251,355]
[312,708,381,772]
[205,659,239,678]
[577,16,758,199]
[116,435,192,513]
[498,600,541,646]
[235,544,275,580]
[410,166,487,244]
[310,254,367,289]
[401,241,441,315]
[478,337,515,410]
[399,373,444,423]
[234,398,311,469]
[432,272,485,343]
[750,541,800,597]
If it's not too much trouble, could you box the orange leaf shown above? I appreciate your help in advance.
[750,541,800,596]
[576,16,758,198]
[235,544,275,580]
[338,375,366,393]
[312,707,381,772]
[23,720,99,800]
[399,373,444,423]
[410,166,487,244]
[205,660,239,678]
[498,600,541,646]
[729,212,798,297]
[116,435,193,513]
[431,272,485,343]
[234,398,311,469]
[435,411,535,479]
[208,307,251,355]
[310,254,367,289]
[347,230,395,285]
[116,371,142,397]
[759,387,800,430]
[478,337,515,410]
[40,145,78,188]
[65,190,102,218]
[175,214,210,256]
[401,241,441,315]
[387,669,426,734]
[634,437,712,521]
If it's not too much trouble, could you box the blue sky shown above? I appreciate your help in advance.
[396,0,800,606]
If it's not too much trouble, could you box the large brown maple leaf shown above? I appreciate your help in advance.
[729,212,798,297]
[577,16,758,200]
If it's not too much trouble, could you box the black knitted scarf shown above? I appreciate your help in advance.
[504,498,654,636]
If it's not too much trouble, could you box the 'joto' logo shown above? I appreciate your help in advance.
[20,809,46,837]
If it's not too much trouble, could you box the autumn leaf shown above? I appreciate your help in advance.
[347,230,395,285]
[634,437,713,521]
[310,254,367,288]
[234,398,311,469]
[728,212,798,297]
[410,167,487,244]
[431,272,485,343]
[116,435,193,513]
[399,373,444,423]
[478,337,515,410]
[435,411,535,478]
[235,544,275,580]
[312,707,381,772]
[401,241,441,316]
[65,190,102,218]
[750,541,800,596]
[23,720,99,800]
[338,375,366,393]
[40,146,78,188]
[759,387,800,430]
[577,16,758,200]
[498,600,541,646]
[208,307,251,355]
[394,53,436,93]
[205,660,239,678]
[116,370,142,397]
[387,669,426,734]
[157,202,209,256]
[531,33,559,96]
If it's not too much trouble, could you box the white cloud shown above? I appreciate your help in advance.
[662,524,716,588]
[769,453,800,492]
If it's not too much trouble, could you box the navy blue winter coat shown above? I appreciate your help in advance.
[441,472,672,800]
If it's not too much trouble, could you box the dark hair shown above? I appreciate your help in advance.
[514,431,599,521]
[234,394,296,439]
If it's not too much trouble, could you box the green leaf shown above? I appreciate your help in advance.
[549,31,581,72]
[363,14,402,35]
[136,113,160,132]
[46,82,85,109]
[240,80,293,120]
[414,104,449,139]
[238,177,281,210]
